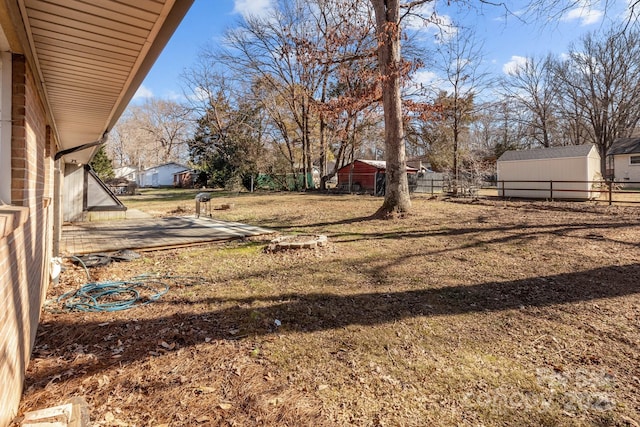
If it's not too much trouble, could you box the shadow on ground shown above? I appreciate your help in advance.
[27,263,640,391]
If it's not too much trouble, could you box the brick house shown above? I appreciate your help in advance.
[0,1,193,425]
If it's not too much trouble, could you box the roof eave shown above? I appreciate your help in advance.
[2,0,194,165]
[105,1,193,132]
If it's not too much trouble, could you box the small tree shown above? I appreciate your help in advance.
[90,146,114,181]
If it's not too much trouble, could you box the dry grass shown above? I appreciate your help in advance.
[15,190,640,426]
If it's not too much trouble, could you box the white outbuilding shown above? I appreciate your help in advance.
[497,144,601,199]
[138,162,189,187]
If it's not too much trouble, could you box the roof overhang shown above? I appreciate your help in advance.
[0,0,193,164]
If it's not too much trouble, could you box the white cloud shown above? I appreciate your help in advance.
[133,85,154,100]
[561,2,604,26]
[403,2,458,42]
[502,55,528,75]
[412,70,439,87]
[165,90,186,102]
[233,0,273,19]
[404,2,436,30]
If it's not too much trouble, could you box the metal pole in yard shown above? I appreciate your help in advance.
[608,181,612,206]
[374,172,377,196]
[550,180,553,200]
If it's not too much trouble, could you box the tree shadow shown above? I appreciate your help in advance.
[26,263,640,392]
[263,214,378,231]
[321,219,640,249]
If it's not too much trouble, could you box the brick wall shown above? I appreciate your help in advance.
[0,54,54,427]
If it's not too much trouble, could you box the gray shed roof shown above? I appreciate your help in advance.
[498,144,596,162]
[607,138,640,156]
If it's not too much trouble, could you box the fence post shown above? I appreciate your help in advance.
[608,181,612,206]
[374,172,377,196]
[430,178,434,195]
[500,180,505,198]
[550,180,553,200]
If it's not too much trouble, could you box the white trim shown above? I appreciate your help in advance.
[0,52,12,204]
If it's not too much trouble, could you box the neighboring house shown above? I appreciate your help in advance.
[174,169,196,188]
[113,165,140,183]
[606,137,640,185]
[0,2,193,426]
[497,144,601,199]
[337,160,418,195]
[139,162,189,187]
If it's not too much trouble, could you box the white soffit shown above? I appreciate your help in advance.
[19,0,192,164]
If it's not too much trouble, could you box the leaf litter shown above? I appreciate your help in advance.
[13,193,640,426]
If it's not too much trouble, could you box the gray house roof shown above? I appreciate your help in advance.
[607,138,640,156]
[498,144,596,162]
[142,162,189,172]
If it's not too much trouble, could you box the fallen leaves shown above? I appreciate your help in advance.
[17,196,640,426]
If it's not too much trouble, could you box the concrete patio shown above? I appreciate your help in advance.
[60,216,274,255]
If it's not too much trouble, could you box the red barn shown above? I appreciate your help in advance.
[337,160,418,194]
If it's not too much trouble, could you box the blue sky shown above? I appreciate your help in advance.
[134,0,629,103]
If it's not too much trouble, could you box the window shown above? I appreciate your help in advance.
[630,155,640,165]
[0,51,12,204]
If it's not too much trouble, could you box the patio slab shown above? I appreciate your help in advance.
[60,216,274,255]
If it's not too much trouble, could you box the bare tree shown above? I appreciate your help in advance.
[108,108,156,169]
[433,27,488,189]
[501,54,559,148]
[218,0,329,189]
[554,27,640,172]
[370,0,422,216]
[109,99,192,169]
[369,0,636,215]
[308,0,380,189]
[132,98,193,164]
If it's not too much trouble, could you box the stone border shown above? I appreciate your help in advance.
[266,234,328,251]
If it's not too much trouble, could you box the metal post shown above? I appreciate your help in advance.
[608,181,613,206]
[374,172,377,196]
[550,180,553,200]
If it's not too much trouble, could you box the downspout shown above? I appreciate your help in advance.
[54,131,108,161]
[52,158,63,256]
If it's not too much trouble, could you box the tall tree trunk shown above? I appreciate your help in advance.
[304,96,313,190]
[319,76,328,190]
[371,0,411,216]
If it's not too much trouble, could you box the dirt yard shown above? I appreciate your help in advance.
[14,191,640,426]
